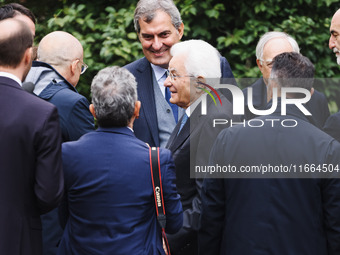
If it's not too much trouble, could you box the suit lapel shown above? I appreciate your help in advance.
[166,106,203,152]
[166,113,188,150]
[135,58,159,146]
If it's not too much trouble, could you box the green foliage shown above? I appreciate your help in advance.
[3,0,339,112]
[33,2,142,98]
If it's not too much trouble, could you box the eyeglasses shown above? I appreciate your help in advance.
[80,61,88,74]
[259,59,273,68]
[166,69,193,82]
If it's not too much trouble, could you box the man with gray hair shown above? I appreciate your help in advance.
[125,0,236,148]
[58,66,183,255]
[25,31,94,255]
[243,31,330,128]
[164,39,234,255]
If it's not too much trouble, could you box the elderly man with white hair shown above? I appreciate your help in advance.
[25,31,94,255]
[164,39,235,255]
[324,9,340,143]
[243,31,330,128]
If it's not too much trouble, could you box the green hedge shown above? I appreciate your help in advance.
[3,0,340,113]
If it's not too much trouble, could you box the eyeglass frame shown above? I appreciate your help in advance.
[259,58,274,68]
[166,69,194,82]
[77,59,88,74]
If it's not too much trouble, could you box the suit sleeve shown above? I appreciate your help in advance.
[160,148,183,234]
[198,130,229,255]
[67,97,94,141]
[319,92,330,126]
[34,106,64,214]
[323,112,340,143]
[322,140,340,254]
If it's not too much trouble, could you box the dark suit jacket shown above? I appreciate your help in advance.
[165,94,234,254]
[323,111,340,142]
[199,102,340,255]
[0,76,64,255]
[124,56,236,147]
[242,77,330,128]
[58,127,183,255]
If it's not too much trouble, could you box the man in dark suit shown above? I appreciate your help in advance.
[164,39,235,255]
[0,19,64,255]
[243,31,330,128]
[199,52,340,255]
[125,0,236,147]
[324,9,340,142]
[58,66,183,255]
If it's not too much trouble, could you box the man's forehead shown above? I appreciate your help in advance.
[263,38,293,58]
[169,54,186,70]
[332,9,340,24]
[139,10,174,33]
[330,19,340,32]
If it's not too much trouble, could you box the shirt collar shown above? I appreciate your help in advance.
[150,63,167,81]
[0,72,22,86]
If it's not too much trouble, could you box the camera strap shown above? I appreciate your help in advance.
[149,147,171,255]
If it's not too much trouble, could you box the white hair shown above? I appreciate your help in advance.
[170,39,221,78]
[255,31,300,61]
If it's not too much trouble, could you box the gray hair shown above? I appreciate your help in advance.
[134,0,182,33]
[170,39,221,78]
[269,52,314,91]
[91,66,137,127]
[256,31,300,61]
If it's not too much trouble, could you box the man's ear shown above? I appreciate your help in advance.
[178,23,184,40]
[134,100,141,119]
[89,104,96,119]
[23,47,33,65]
[70,59,79,76]
[256,59,263,73]
[196,76,206,89]
[310,87,314,97]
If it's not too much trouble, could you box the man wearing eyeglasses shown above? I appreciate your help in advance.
[243,31,330,128]
[125,0,236,148]
[25,31,94,142]
[24,31,94,255]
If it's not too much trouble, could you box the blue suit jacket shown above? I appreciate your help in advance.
[0,76,64,255]
[242,77,330,128]
[30,61,95,142]
[58,127,183,255]
[124,56,236,147]
[199,102,340,255]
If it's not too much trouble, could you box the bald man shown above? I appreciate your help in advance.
[26,31,94,142]
[0,19,63,255]
[242,31,330,128]
[25,31,94,255]
[324,9,340,143]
